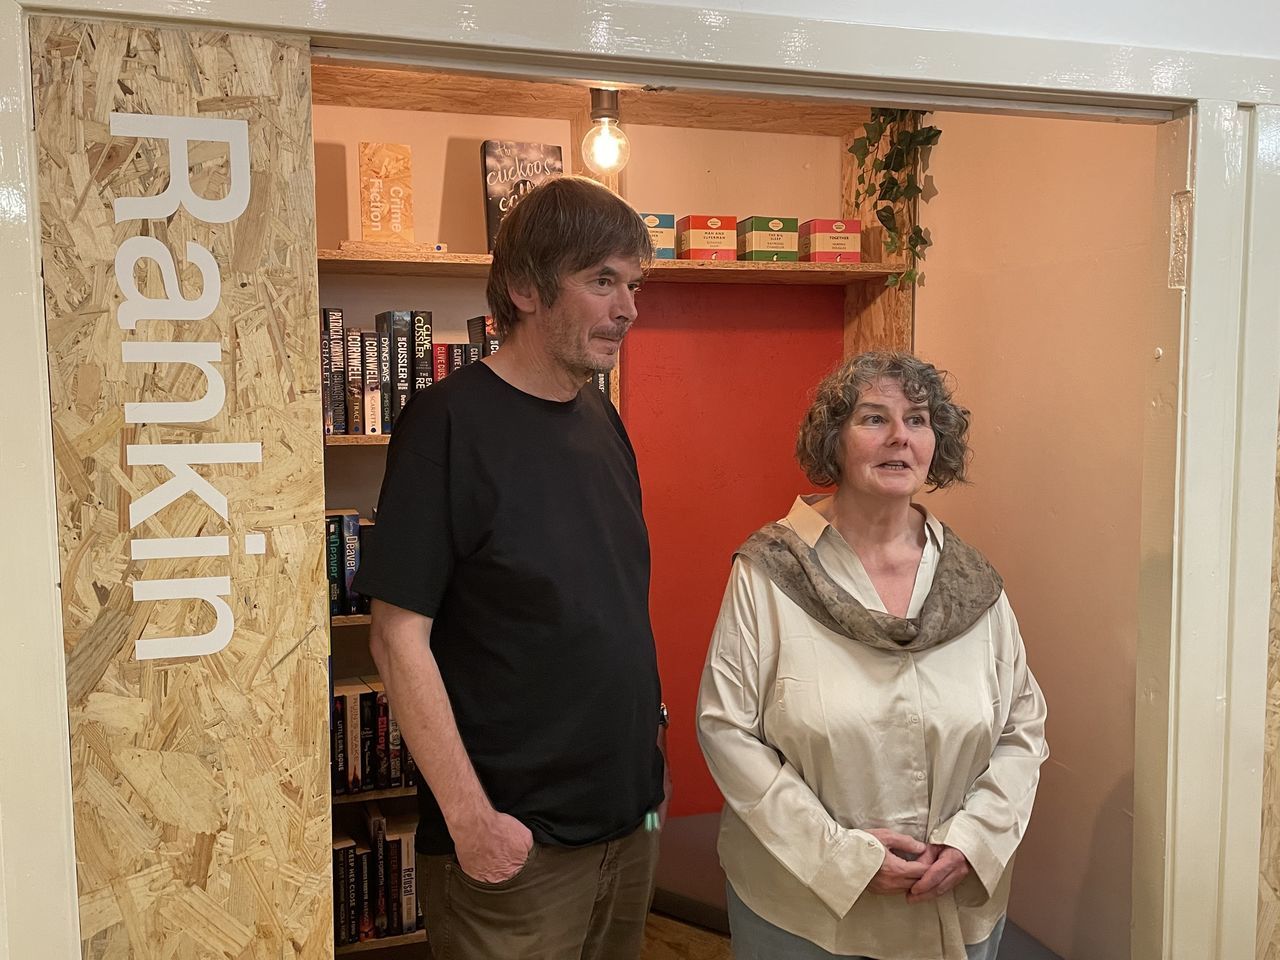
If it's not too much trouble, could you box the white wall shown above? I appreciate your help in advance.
[630,0,1280,60]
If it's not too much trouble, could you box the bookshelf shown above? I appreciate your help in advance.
[336,931,428,955]
[320,241,895,286]
[334,786,417,805]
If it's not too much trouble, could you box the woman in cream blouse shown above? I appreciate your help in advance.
[697,352,1048,960]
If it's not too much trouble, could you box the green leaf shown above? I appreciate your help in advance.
[850,137,869,162]
[903,184,923,200]
[872,157,884,172]
[916,126,943,147]
[865,121,884,143]
[876,206,898,232]
[885,146,907,172]
[886,273,900,287]
[901,268,917,285]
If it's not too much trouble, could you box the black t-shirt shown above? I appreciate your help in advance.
[351,361,664,855]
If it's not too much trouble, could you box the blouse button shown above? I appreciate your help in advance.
[909,715,920,725]
[914,771,926,782]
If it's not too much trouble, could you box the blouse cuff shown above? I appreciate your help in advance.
[929,816,1003,900]
[810,829,886,917]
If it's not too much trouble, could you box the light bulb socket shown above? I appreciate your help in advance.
[589,88,621,122]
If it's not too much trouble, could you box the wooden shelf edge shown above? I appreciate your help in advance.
[318,244,895,285]
[326,435,391,446]
[331,615,371,626]
[332,786,416,805]
[336,930,427,954]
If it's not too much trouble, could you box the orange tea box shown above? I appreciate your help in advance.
[677,215,737,260]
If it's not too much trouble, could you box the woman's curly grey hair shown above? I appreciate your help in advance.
[796,352,971,489]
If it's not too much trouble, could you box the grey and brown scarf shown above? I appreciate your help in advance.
[736,520,1003,652]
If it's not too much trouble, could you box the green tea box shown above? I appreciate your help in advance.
[736,216,799,261]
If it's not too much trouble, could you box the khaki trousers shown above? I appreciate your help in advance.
[418,824,660,960]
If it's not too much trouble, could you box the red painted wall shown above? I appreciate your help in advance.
[622,282,845,817]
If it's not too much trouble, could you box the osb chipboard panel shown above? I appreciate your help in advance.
[358,142,415,243]
[1258,440,1280,959]
[30,16,331,958]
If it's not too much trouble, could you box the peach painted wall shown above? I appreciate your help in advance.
[915,111,1160,960]
[622,124,842,221]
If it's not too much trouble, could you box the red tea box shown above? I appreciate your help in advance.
[799,218,862,262]
[677,215,737,260]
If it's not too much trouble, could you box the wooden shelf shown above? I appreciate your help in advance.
[333,785,416,805]
[336,930,427,954]
[318,242,893,285]
[332,615,371,626]
[327,434,390,446]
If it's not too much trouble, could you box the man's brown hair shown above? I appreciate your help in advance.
[486,176,653,338]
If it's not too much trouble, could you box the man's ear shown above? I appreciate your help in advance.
[508,282,539,315]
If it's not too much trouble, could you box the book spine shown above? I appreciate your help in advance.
[372,830,387,936]
[331,694,347,795]
[465,343,481,366]
[375,691,390,789]
[345,690,362,793]
[344,329,364,435]
[386,834,402,935]
[594,370,609,395]
[361,331,381,435]
[357,850,373,941]
[359,691,377,794]
[388,711,402,787]
[344,846,358,944]
[341,513,361,615]
[411,310,433,392]
[403,746,419,788]
[321,337,333,435]
[433,343,449,383]
[324,308,347,435]
[485,336,502,357]
[400,836,417,933]
[325,516,343,616]
[379,331,393,433]
[449,344,466,373]
[392,313,412,422]
[466,314,487,346]
[333,847,348,945]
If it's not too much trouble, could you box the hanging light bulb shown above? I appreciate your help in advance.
[581,88,631,177]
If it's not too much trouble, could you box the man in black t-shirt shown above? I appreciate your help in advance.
[352,177,667,960]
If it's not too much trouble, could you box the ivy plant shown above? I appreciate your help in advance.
[849,108,941,286]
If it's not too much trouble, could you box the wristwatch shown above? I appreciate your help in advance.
[658,702,669,728]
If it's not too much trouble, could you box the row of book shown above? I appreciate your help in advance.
[333,676,420,796]
[333,803,420,946]
[321,308,500,436]
[325,508,370,617]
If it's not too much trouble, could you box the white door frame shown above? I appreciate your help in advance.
[2,3,1277,959]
